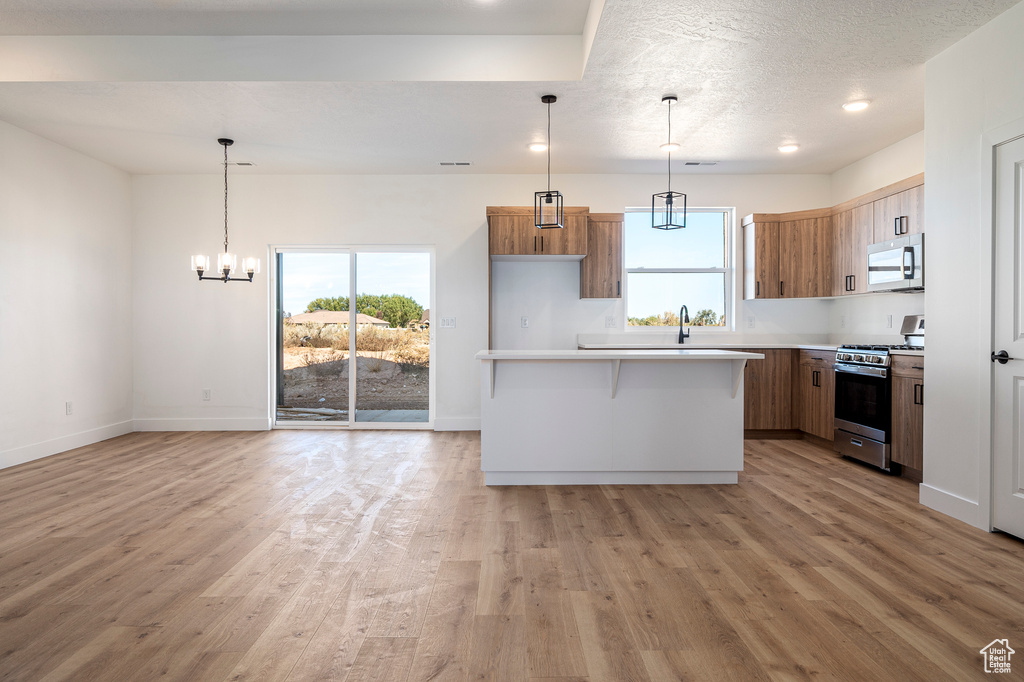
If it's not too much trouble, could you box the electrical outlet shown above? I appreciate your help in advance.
[448,317,456,328]
[886,314,893,328]
[521,317,529,328]
[202,389,211,401]
[841,315,847,328]
[65,401,73,416]
[746,315,755,329]
[605,316,617,328]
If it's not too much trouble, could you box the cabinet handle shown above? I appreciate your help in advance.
[901,216,909,234]
[913,383,923,405]
[756,281,760,296]
[534,235,537,252]
[617,280,621,296]
[850,274,855,291]
[912,366,924,370]
[541,235,544,252]
[813,370,819,387]
[894,217,899,236]
[780,281,785,296]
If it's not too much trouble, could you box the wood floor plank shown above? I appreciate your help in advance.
[1,431,1022,681]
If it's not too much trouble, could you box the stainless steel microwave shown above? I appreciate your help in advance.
[867,233,923,292]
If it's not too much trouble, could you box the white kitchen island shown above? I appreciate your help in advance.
[476,349,763,485]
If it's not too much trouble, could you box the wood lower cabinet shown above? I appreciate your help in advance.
[795,350,835,441]
[891,356,924,470]
[741,349,793,429]
[580,213,623,298]
[487,209,588,257]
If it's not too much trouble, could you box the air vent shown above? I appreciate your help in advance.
[439,162,472,166]
[683,161,718,166]
[231,162,256,167]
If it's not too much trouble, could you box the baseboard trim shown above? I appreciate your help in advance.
[433,418,481,432]
[0,420,134,470]
[744,429,803,440]
[133,418,272,432]
[920,483,985,530]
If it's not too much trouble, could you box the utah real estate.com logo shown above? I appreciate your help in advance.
[980,639,1014,674]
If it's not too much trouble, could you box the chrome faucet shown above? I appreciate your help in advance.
[678,305,690,344]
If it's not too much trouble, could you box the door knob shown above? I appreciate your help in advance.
[992,350,1015,364]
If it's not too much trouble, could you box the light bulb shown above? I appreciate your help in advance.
[842,100,870,112]
[778,144,800,153]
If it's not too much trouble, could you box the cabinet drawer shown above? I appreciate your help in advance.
[799,349,835,366]
[891,354,924,378]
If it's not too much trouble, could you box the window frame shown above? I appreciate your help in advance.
[622,206,736,332]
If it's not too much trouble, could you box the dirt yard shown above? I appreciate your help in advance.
[281,347,428,411]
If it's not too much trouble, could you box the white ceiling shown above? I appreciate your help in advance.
[0,0,1017,175]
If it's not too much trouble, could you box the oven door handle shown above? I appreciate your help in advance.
[834,363,888,378]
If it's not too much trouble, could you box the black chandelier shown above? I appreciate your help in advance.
[191,138,260,282]
[652,95,687,230]
[534,94,564,229]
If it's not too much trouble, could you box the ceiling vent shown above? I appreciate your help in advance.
[683,161,718,166]
[439,162,472,166]
[231,161,256,167]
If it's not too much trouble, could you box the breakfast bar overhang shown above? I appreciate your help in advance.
[476,349,764,485]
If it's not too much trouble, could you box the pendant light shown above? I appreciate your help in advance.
[534,95,564,229]
[191,138,260,282]
[652,95,687,230]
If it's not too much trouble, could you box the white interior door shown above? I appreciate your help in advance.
[992,134,1024,539]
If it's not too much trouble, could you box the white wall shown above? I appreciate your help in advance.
[830,131,925,205]
[491,173,834,349]
[920,0,1024,529]
[0,120,133,469]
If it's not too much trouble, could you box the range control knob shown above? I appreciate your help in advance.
[853,354,865,362]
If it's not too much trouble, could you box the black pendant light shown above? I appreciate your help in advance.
[534,95,564,229]
[652,95,687,230]
[191,138,260,282]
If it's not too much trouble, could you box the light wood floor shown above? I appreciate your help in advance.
[1,431,1022,681]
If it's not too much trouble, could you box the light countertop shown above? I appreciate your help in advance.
[577,342,925,356]
[476,349,765,361]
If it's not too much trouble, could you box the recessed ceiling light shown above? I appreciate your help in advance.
[529,143,547,152]
[660,142,680,153]
[842,100,870,112]
[778,144,800,153]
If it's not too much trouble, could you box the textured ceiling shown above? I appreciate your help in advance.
[0,0,1018,175]
[0,0,593,35]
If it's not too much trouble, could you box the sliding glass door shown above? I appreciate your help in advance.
[274,248,432,428]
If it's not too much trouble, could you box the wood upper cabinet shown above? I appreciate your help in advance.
[743,220,780,299]
[741,349,793,429]
[873,184,924,242]
[891,355,924,470]
[580,213,623,298]
[487,208,588,257]
[832,204,872,296]
[795,350,835,441]
[778,217,833,298]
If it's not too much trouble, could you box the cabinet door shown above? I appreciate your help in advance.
[488,215,527,255]
[796,355,835,440]
[538,215,588,255]
[742,349,793,429]
[874,186,924,242]
[892,376,924,469]
[744,222,780,299]
[833,205,872,296]
[580,215,622,298]
[779,217,832,298]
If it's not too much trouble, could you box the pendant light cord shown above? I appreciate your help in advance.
[546,100,552,192]
[223,142,230,254]
[663,96,671,191]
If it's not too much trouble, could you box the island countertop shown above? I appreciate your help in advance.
[476,348,765,361]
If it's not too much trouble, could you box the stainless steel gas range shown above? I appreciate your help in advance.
[833,345,906,472]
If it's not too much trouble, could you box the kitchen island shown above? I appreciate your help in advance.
[476,349,763,485]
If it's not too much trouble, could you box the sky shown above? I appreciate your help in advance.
[624,210,728,323]
[280,252,430,318]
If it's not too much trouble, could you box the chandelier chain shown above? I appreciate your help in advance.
[546,100,552,192]
[667,98,672,193]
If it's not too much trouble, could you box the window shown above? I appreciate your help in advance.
[624,208,732,328]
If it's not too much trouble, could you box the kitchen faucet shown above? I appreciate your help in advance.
[678,305,690,344]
